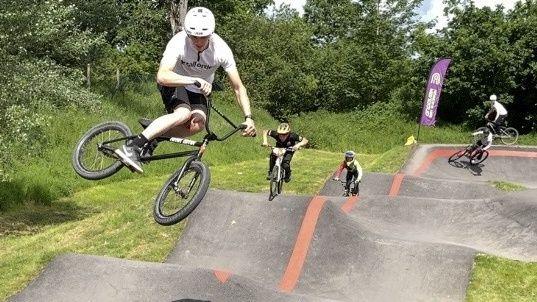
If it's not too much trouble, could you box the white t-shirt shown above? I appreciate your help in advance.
[160,31,237,94]
[493,101,507,116]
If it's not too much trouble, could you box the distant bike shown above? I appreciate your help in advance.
[448,144,489,165]
[475,122,518,145]
[334,178,359,197]
[265,146,293,201]
[72,82,248,226]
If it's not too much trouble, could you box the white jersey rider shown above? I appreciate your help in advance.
[114,7,256,173]
[485,94,507,133]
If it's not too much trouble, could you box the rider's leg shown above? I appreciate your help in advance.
[344,171,353,196]
[143,87,208,139]
[350,170,359,195]
[495,114,507,132]
[282,152,294,182]
[268,154,276,180]
[115,86,199,172]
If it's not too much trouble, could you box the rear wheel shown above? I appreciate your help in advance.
[153,161,210,226]
[470,150,489,165]
[500,127,518,145]
[448,149,467,162]
[72,121,132,180]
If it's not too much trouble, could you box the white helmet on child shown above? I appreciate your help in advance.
[184,7,215,37]
[344,150,355,162]
[489,94,497,102]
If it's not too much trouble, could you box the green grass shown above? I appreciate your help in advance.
[492,181,526,192]
[466,254,537,302]
[0,176,183,300]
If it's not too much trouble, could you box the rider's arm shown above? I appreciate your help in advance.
[156,35,200,87]
[482,132,493,151]
[355,160,363,182]
[334,162,345,179]
[471,130,484,136]
[294,136,309,150]
[227,69,255,136]
[262,130,270,146]
[156,65,199,87]
[485,109,494,121]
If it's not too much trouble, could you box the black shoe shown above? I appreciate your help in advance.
[140,140,158,158]
[115,145,143,173]
[284,175,291,183]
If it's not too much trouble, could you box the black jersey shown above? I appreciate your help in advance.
[268,131,303,149]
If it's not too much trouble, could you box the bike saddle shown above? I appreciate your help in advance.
[138,118,153,129]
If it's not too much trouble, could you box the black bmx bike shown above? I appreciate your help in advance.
[448,144,489,166]
[265,146,293,201]
[72,86,247,226]
[476,121,518,145]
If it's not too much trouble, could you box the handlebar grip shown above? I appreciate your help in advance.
[194,80,201,88]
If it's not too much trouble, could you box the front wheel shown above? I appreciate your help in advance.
[153,161,210,226]
[269,168,280,201]
[72,121,132,180]
[500,127,518,145]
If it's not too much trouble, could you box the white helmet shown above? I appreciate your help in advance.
[489,94,497,102]
[184,7,215,37]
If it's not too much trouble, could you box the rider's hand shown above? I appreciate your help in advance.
[291,145,299,152]
[333,177,339,181]
[193,78,212,95]
[241,118,256,137]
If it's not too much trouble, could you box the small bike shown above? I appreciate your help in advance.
[72,84,247,226]
[448,144,489,166]
[265,146,293,201]
[475,122,518,145]
[333,178,359,197]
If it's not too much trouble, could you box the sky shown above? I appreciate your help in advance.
[272,0,521,29]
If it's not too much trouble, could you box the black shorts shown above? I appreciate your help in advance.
[158,85,208,115]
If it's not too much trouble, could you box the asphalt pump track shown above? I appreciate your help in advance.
[10,145,537,301]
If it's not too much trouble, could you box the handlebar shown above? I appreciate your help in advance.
[191,80,255,139]
[262,145,294,152]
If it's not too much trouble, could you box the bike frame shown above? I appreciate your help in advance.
[268,147,292,181]
[96,95,245,167]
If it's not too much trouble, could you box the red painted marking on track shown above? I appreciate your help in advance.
[412,149,455,176]
[412,148,537,176]
[388,173,406,197]
[488,150,537,157]
[213,270,232,283]
[341,195,360,213]
[279,196,327,293]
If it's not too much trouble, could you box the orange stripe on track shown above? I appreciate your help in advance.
[341,195,360,213]
[388,173,405,197]
[488,150,537,157]
[412,149,455,176]
[213,270,232,283]
[279,196,327,293]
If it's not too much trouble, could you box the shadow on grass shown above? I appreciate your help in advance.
[0,200,94,236]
